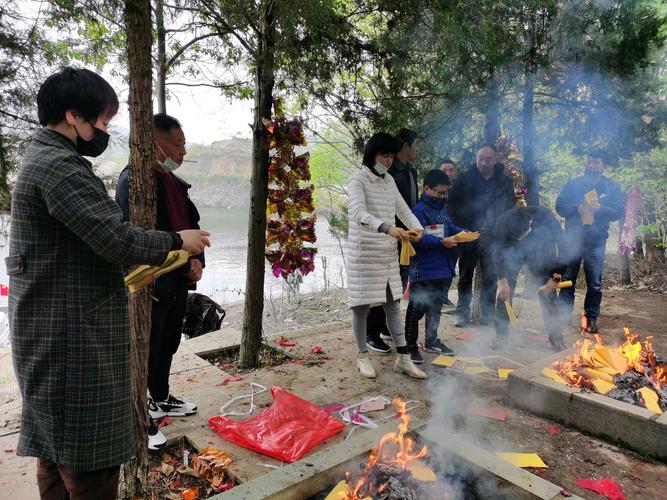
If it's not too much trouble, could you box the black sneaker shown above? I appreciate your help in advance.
[148,397,166,419]
[588,318,598,333]
[454,317,469,328]
[424,339,454,355]
[367,337,391,354]
[409,346,424,364]
[153,395,197,417]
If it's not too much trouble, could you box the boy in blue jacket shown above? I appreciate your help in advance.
[405,169,467,363]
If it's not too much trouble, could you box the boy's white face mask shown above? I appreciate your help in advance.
[157,143,181,172]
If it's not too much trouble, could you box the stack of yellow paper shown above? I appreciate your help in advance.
[542,367,568,385]
[124,250,190,293]
[637,387,663,414]
[452,231,480,243]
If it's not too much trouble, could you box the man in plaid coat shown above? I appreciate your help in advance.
[7,68,210,499]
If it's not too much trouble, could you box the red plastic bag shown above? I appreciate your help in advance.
[208,387,345,463]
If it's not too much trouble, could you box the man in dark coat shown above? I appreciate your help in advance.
[7,68,210,499]
[366,128,420,354]
[447,144,515,327]
[555,150,625,333]
[116,114,204,449]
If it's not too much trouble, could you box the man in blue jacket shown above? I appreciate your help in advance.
[405,169,466,363]
[556,150,625,333]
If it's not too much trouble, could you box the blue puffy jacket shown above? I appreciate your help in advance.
[410,194,467,282]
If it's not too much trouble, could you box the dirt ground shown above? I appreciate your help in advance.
[1,284,666,499]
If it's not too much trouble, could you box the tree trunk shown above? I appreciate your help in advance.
[619,220,632,285]
[521,72,539,207]
[0,130,10,212]
[155,0,167,114]
[122,0,156,496]
[239,0,275,368]
[483,75,500,145]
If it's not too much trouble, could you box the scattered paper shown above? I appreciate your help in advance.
[592,379,616,395]
[468,403,507,421]
[504,301,519,325]
[432,355,456,367]
[575,477,626,500]
[158,416,173,429]
[360,396,390,412]
[549,424,559,435]
[541,367,568,385]
[312,346,323,354]
[498,369,514,380]
[496,452,547,468]
[277,336,297,347]
[637,387,663,414]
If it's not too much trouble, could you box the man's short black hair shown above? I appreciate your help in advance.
[154,113,182,133]
[478,143,497,153]
[587,149,611,165]
[37,67,119,126]
[362,132,401,168]
[424,168,450,188]
[395,128,418,148]
[440,158,456,167]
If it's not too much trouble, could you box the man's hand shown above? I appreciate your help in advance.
[498,278,510,302]
[179,229,211,254]
[442,236,458,248]
[185,258,203,282]
[388,226,409,241]
[578,202,600,216]
[538,273,561,294]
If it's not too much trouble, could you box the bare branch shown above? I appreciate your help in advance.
[0,109,39,125]
[166,32,219,69]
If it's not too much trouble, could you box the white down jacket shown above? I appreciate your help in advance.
[347,166,423,307]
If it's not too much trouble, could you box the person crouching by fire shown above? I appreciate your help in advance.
[347,132,426,380]
[492,206,569,351]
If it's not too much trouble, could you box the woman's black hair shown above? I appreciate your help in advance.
[362,132,401,168]
[423,168,450,188]
[37,67,119,126]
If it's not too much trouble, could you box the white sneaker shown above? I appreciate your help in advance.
[148,419,167,451]
[394,353,427,379]
[148,397,166,419]
[153,395,198,417]
[379,333,393,341]
[357,352,376,379]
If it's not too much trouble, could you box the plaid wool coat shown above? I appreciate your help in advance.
[7,128,174,470]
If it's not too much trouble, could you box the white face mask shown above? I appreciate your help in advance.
[374,163,388,175]
[157,143,181,172]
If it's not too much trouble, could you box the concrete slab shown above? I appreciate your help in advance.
[507,354,667,460]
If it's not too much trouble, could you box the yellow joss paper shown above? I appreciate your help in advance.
[452,231,480,243]
[125,250,189,292]
[496,452,548,468]
[399,236,417,266]
[498,369,515,380]
[592,379,616,395]
[432,355,457,367]
[542,367,568,385]
[464,366,490,375]
[637,387,663,414]
[584,189,599,204]
[557,280,573,289]
[325,480,351,500]
[504,300,519,325]
[406,460,437,482]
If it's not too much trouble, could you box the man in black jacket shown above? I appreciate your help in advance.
[366,128,420,355]
[116,114,204,449]
[447,144,515,327]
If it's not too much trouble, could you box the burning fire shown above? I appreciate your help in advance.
[548,326,666,413]
[327,398,437,500]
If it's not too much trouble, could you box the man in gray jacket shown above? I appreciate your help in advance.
[7,67,209,499]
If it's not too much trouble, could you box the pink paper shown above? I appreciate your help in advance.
[360,398,388,412]
[468,403,507,421]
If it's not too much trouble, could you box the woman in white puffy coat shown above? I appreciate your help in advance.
[347,132,427,379]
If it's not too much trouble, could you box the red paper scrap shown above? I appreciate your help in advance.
[158,416,173,429]
[217,376,242,386]
[455,331,473,341]
[312,346,323,354]
[549,424,559,435]
[575,478,626,500]
[468,403,507,421]
[277,336,297,347]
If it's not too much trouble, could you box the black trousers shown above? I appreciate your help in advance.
[405,278,451,346]
[367,265,409,341]
[37,459,120,500]
[148,285,189,401]
[455,242,497,322]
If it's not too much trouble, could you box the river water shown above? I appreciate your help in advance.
[0,208,347,308]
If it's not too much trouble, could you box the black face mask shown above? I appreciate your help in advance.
[75,125,110,157]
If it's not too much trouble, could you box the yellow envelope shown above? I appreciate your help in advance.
[592,379,616,395]
[456,356,484,364]
[504,300,519,325]
[432,355,457,367]
[464,366,490,375]
[496,452,548,468]
[542,367,568,385]
[498,369,515,380]
[637,387,663,414]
